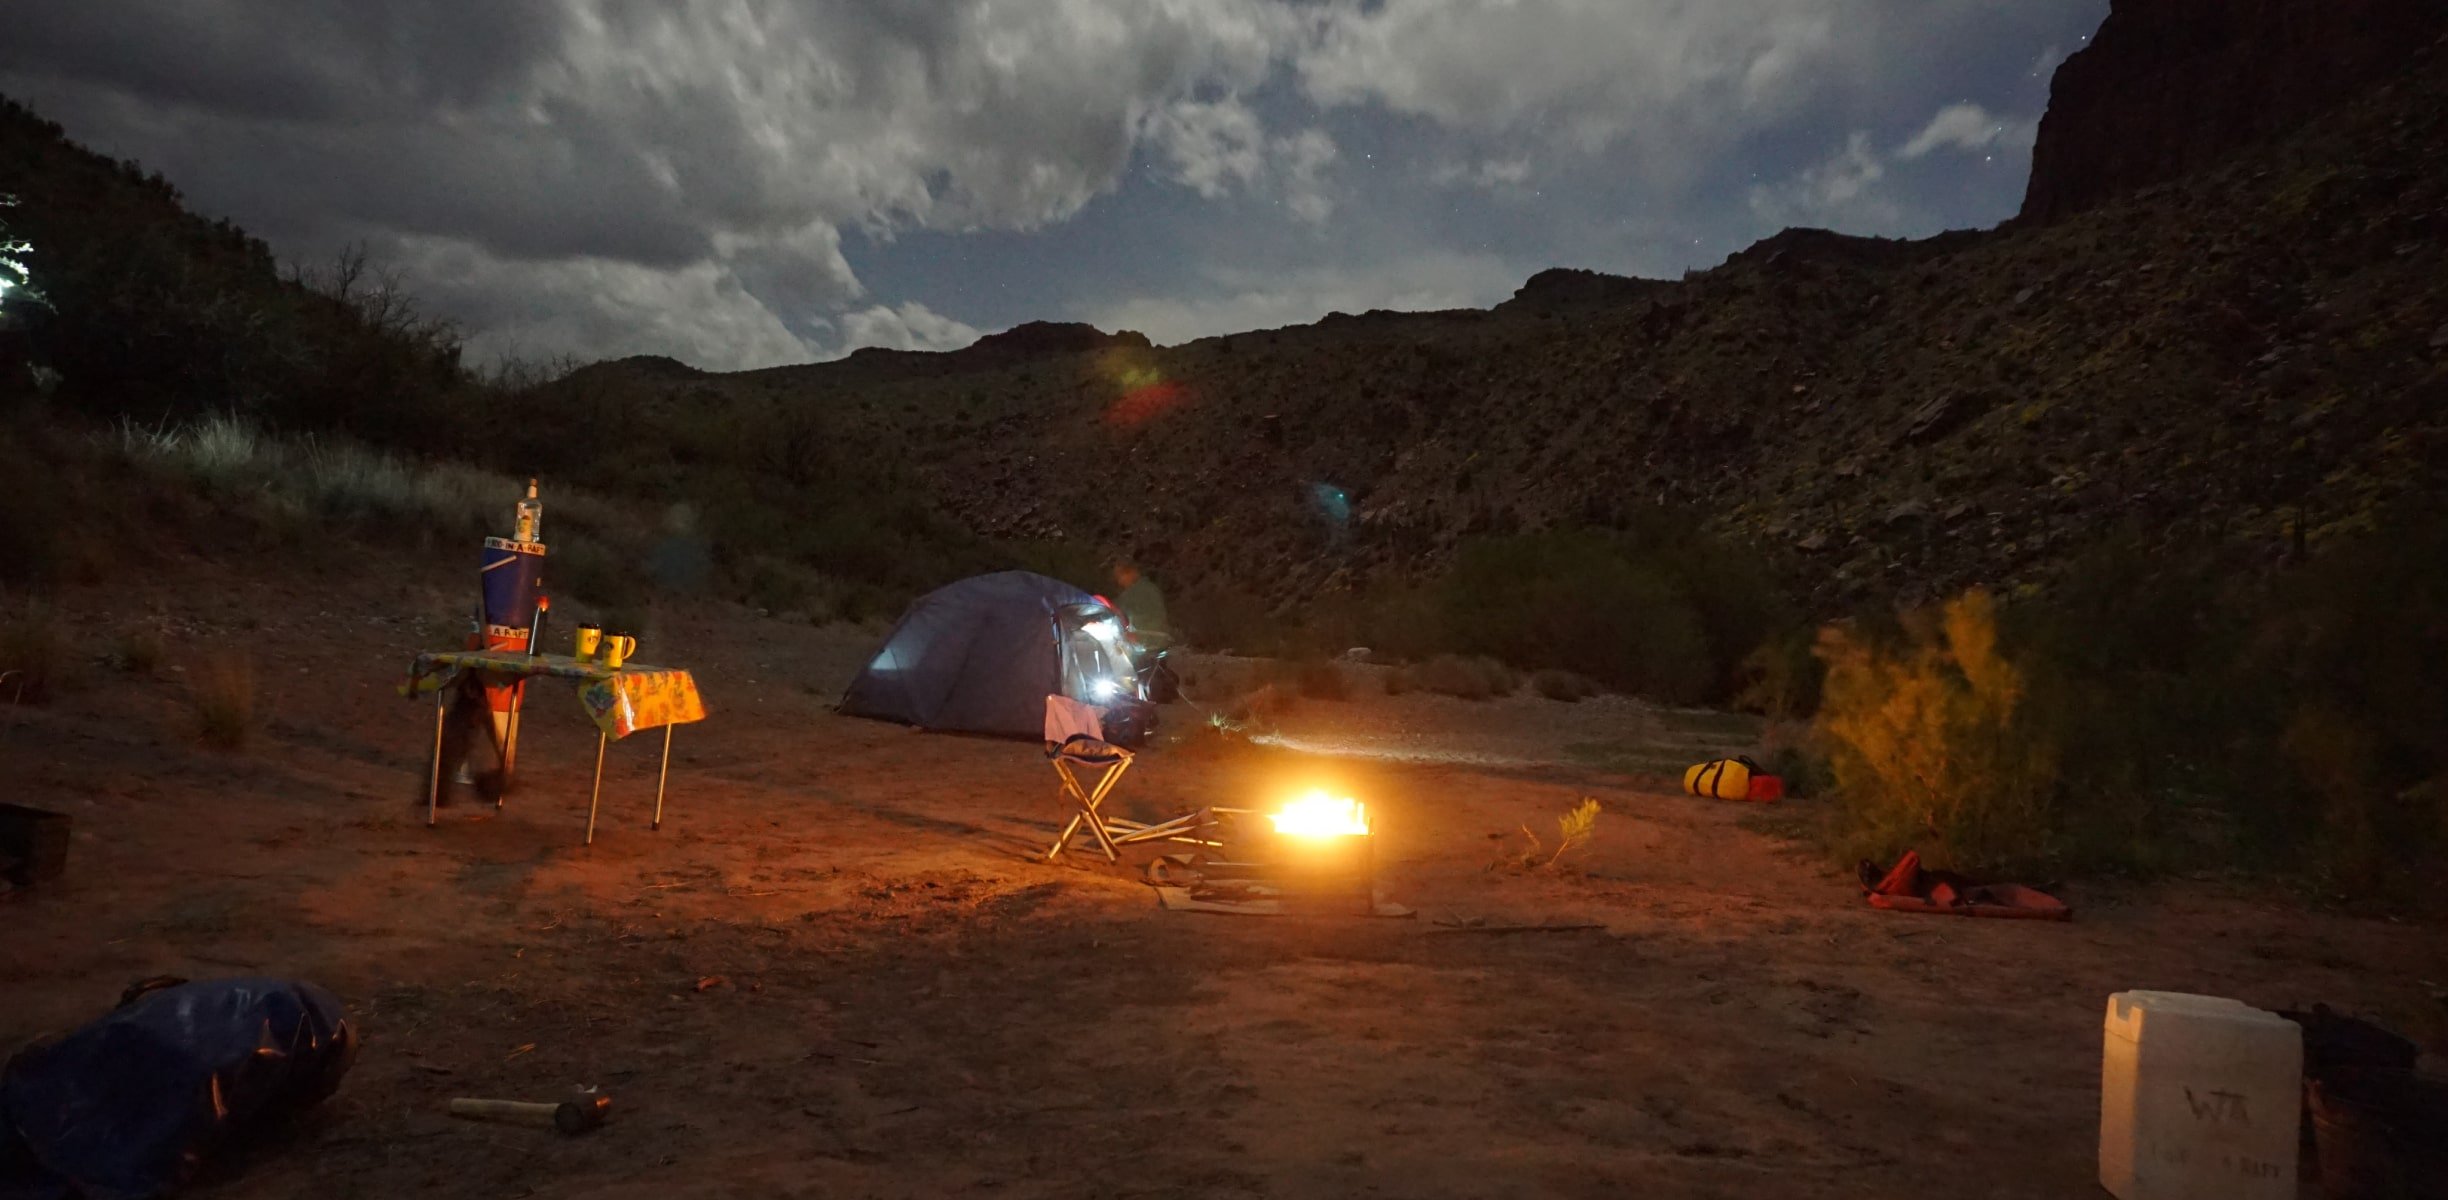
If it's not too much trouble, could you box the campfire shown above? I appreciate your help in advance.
[1261,790,1374,912]
[1269,790,1369,838]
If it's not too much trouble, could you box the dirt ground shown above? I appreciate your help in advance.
[4,560,2444,1199]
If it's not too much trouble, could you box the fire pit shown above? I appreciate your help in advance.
[1260,791,1374,914]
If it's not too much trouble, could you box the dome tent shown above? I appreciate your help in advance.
[839,571,1139,739]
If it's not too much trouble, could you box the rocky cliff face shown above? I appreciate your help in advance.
[2022,0,2448,222]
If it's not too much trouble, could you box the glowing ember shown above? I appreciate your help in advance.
[1270,790,1369,838]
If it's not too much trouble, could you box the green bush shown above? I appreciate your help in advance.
[1435,529,1716,702]
[1399,523,1796,705]
[2227,510,2448,898]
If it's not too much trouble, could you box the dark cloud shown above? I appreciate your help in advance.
[0,1,2107,367]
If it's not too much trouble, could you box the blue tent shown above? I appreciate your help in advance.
[839,571,1137,738]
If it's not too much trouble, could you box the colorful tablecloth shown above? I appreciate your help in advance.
[402,650,708,739]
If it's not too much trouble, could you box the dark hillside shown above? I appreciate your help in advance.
[2022,0,2448,222]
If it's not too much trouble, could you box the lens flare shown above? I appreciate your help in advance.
[1308,482,1351,525]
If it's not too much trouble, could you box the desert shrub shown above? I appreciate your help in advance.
[1429,525,1785,704]
[1176,586,1275,655]
[1393,654,1518,701]
[739,554,829,617]
[191,650,254,748]
[1815,590,2063,873]
[1285,657,1351,701]
[2221,509,2448,898]
[1733,627,1824,718]
[1353,583,1445,662]
[1529,668,1602,702]
[0,598,69,703]
[1753,718,1828,799]
[1008,539,1109,595]
[1805,509,2448,896]
[553,533,648,610]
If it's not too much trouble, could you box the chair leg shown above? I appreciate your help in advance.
[1045,810,1089,862]
[1083,800,1122,862]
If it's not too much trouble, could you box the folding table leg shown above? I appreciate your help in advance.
[584,730,608,846]
[652,723,673,831]
[498,684,522,810]
[427,684,447,828]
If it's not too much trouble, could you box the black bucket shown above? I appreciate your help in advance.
[2308,1069,2448,1200]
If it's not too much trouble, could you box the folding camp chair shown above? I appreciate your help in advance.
[1042,695,1217,863]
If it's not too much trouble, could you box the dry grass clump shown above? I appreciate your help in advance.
[112,415,636,554]
[1390,654,1518,701]
[191,650,256,749]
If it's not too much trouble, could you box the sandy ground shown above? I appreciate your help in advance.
[4,559,2444,1199]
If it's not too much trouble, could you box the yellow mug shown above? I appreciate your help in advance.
[601,633,638,669]
[572,624,603,661]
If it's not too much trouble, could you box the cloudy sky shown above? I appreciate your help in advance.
[1,1,2104,370]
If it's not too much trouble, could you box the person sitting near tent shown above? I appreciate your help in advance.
[1109,556,1171,653]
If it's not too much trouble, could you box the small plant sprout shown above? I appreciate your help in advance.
[1552,797,1602,863]
[1496,796,1604,872]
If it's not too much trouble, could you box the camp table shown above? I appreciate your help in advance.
[400,649,708,844]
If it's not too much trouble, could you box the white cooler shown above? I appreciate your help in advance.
[2099,990,2302,1200]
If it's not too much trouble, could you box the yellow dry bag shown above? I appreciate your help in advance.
[1683,756,1757,800]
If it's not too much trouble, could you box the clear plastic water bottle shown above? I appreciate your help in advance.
[514,478,542,544]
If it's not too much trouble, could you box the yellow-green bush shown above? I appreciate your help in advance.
[1815,590,2062,872]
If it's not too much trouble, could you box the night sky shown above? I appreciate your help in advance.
[1,1,2105,369]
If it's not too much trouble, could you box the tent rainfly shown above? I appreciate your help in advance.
[838,571,1137,738]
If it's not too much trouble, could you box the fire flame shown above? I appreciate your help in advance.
[1270,790,1369,838]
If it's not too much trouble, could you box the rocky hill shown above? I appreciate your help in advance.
[567,0,2447,615]
[11,0,2445,625]
[2022,0,2448,222]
